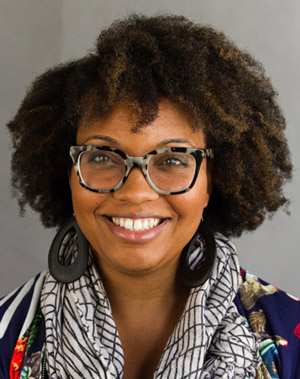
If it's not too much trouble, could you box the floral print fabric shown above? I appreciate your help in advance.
[235,269,300,378]
[1,268,300,378]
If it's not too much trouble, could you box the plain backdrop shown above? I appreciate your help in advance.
[0,0,299,296]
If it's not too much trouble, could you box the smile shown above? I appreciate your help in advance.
[111,217,161,231]
[104,215,169,243]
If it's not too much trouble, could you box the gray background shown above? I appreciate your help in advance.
[1,0,299,296]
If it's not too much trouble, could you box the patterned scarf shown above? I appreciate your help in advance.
[40,233,261,378]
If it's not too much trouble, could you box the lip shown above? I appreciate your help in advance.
[103,216,170,243]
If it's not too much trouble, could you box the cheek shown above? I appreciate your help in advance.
[69,170,106,222]
[168,191,208,220]
[184,167,211,211]
[167,171,210,224]
[165,189,208,251]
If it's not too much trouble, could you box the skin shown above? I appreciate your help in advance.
[69,99,211,378]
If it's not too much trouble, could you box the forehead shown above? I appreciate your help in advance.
[77,100,206,152]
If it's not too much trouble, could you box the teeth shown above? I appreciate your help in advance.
[124,219,133,230]
[143,219,149,230]
[111,217,161,231]
[134,219,143,231]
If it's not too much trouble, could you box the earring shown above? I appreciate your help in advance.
[48,217,89,283]
[180,221,216,288]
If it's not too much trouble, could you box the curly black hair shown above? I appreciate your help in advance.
[7,14,292,237]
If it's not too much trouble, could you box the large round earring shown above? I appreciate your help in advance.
[180,221,216,288]
[48,217,89,283]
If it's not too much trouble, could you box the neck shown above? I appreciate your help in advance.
[96,257,189,318]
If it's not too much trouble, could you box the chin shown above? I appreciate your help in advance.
[99,247,173,277]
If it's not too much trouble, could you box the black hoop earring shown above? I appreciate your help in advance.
[48,217,89,283]
[180,221,216,288]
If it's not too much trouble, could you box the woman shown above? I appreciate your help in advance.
[1,14,299,378]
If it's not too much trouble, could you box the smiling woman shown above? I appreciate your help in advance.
[70,101,211,279]
[1,14,300,379]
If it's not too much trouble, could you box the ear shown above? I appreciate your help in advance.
[67,163,73,186]
[207,168,214,195]
[204,164,214,208]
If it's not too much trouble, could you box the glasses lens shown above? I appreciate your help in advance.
[79,150,125,190]
[149,152,196,192]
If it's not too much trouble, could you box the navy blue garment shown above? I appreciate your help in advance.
[0,269,300,378]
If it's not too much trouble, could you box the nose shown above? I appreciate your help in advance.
[113,167,159,203]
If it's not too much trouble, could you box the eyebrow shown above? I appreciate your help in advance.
[157,138,192,147]
[82,135,120,145]
[82,135,192,147]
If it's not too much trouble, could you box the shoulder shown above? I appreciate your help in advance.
[0,270,47,379]
[234,268,300,378]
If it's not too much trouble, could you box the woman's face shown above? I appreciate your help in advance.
[69,100,211,277]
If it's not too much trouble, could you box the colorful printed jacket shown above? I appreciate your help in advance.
[0,269,300,379]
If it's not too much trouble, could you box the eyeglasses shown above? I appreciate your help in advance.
[70,145,214,195]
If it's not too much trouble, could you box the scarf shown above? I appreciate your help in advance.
[40,233,261,378]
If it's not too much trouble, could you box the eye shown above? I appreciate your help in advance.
[82,150,122,168]
[89,153,111,163]
[162,157,187,167]
[154,153,189,168]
